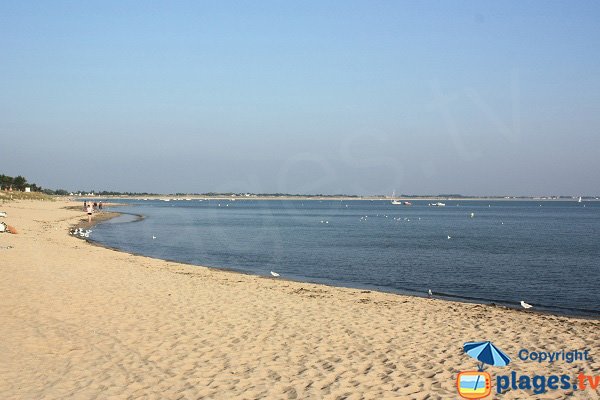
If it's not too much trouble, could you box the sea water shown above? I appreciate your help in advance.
[90,199,600,316]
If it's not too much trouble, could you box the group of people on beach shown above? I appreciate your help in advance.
[83,201,102,223]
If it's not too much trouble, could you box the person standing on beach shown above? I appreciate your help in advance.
[86,203,93,223]
[83,201,87,211]
[98,201,103,210]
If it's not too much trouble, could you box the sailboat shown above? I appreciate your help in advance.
[578,196,582,203]
[391,191,402,205]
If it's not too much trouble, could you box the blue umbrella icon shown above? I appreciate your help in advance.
[463,341,511,395]
[464,341,511,371]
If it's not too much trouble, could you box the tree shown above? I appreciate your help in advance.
[12,175,28,191]
[0,174,13,190]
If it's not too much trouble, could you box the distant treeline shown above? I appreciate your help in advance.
[88,191,158,196]
[0,173,42,192]
[2,177,592,200]
[196,192,361,198]
[74,192,362,197]
[69,192,594,199]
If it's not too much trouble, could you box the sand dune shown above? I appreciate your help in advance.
[0,200,598,399]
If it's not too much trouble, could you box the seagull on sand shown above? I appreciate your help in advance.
[520,301,533,309]
[428,289,433,298]
[270,271,280,277]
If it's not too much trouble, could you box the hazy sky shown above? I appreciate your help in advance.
[1,1,599,195]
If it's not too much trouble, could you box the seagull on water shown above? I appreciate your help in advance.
[447,235,451,239]
[152,235,157,239]
[270,271,280,277]
[520,301,533,309]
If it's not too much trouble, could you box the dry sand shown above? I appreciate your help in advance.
[0,200,598,399]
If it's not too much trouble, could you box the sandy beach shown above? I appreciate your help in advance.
[0,200,598,399]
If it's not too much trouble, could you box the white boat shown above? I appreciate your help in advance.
[429,202,446,207]
[578,196,582,203]
[390,191,402,205]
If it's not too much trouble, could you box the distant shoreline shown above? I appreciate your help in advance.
[65,195,599,202]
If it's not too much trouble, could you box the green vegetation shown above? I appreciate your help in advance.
[0,173,55,201]
[0,173,43,192]
[0,191,54,201]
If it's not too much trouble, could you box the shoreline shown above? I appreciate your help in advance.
[58,204,600,322]
[87,234,600,320]
[65,194,600,202]
[1,200,598,398]
[90,205,599,320]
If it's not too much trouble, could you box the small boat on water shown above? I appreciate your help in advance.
[578,196,582,203]
[403,201,412,206]
[429,202,446,207]
[390,191,402,205]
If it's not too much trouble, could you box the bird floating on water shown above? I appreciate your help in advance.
[152,235,157,239]
[447,235,451,239]
[270,271,280,277]
[520,301,533,309]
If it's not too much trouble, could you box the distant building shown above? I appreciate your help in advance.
[25,187,31,192]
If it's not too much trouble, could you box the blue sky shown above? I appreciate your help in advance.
[1,1,599,195]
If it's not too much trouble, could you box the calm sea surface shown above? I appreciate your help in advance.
[90,199,600,316]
